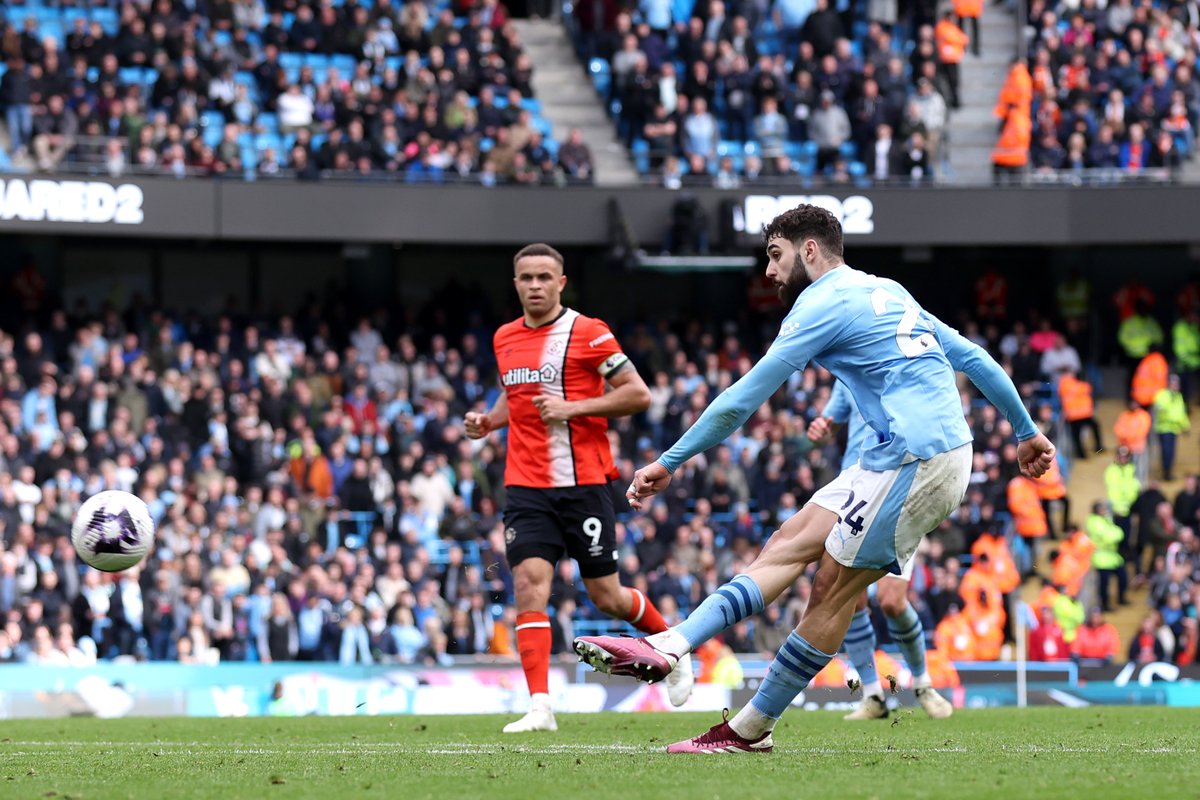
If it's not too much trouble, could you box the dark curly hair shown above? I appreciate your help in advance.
[761,204,844,259]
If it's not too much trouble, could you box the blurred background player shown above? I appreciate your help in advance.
[466,243,694,733]
[811,381,953,721]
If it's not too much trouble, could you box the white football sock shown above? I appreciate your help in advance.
[646,628,690,657]
[912,672,932,690]
[862,679,883,699]
[729,704,776,740]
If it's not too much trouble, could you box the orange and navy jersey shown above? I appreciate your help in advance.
[495,308,630,488]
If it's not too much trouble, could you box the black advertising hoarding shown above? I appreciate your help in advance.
[1,174,1199,246]
[0,176,219,238]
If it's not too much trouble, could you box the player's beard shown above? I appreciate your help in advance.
[776,253,811,307]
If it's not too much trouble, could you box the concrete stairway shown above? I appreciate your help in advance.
[513,19,639,185]
[943,5,1020,183]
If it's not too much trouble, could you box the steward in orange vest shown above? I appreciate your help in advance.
[1132,350,1169,408]
[1008,475,1049,543]
[1114,400,1152,454]
[1058,371,1103,458]
[935,12,968,107]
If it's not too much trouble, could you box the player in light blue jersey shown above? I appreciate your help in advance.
[575,204,1054,753]
[814,381,953,721]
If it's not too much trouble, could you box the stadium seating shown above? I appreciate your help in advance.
[0,0,576,183]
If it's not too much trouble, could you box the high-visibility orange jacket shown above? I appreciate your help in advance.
[1034,458,1067,501]
[811,655,850,688]
[1132,352,1169,407]
[993,63,1033,118]
[1053,531,1095,598]
[1008,476,1049,538]
[936,19,969,64]
[992,109,1031,167]
[925,649,962,687]
[965,608,1005,660]
[1058,374,1095,421]
[960,566,1007,631]
[935,613,977,661]
[1070,622,1121,660]
[1114,407,1152,453]
[971,533,1021,593]
[954,0,982,17]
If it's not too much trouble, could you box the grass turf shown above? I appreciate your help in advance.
[0,707,1195,800]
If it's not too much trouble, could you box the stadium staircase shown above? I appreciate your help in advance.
[513,19,639,185]
[1025,396,1191,644]
[944,3,1020,183]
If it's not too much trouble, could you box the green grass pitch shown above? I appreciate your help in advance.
[0,708,1195,800]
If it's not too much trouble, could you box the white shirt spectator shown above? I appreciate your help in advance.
[277,87,315,129]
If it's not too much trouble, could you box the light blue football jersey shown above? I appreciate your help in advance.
[824,380,871,471]
[767,265,973,471]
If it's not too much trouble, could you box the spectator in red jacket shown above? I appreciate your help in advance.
[1028,605,1070,661]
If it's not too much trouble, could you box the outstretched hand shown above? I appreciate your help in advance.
[1017,433,1056,479]
[626,461,673,511]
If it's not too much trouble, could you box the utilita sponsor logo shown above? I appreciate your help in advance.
[502,364,559,386]
[0,179,145,224]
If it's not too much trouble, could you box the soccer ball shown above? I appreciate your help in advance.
[71,490,155,572]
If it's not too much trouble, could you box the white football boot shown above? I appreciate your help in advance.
[843,694,889,721]
[915,686,954,719]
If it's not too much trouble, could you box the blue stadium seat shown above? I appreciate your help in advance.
[331,54,357,74]
[255,133,282,152]
[519,98,542,114]
[279,52,304,71]
[119,67,145,87]
[631,139,650,173]
[203,110,227,130]
[38,20,62,44]
[257,112,279,132]
[89,7,118,34]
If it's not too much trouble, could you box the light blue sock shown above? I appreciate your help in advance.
[886,603,927,680]
[749,632,835,719]
[675,574,765,650]
[844,609,879,689]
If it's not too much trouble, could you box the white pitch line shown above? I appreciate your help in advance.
[0,742,1191,756]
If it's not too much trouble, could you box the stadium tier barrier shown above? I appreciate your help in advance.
[1,661,1196,719]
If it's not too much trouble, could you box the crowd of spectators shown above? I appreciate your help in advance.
[1002,0,1200,180]
[0,265,1196,673]
[0,0,597,184]
[578,0,967,186]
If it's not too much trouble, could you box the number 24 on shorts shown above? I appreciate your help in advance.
[839,491,867,536]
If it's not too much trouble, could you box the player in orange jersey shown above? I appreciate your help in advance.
[465,243,694,733]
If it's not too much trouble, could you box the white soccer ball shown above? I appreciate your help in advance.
[71,490,155,572]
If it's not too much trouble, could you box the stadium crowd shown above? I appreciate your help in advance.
[992,0,1200,181]
[0,0,599,183]
[0,268,1195,674]
[580,0,969,184]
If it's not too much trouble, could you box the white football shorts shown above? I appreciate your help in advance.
[811,443,971,574]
